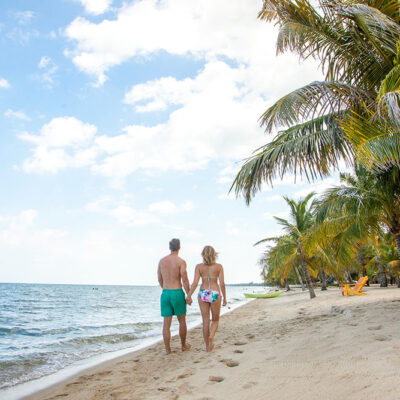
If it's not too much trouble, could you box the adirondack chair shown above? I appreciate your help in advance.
[341,276,368,296]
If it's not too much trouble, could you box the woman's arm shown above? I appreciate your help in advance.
[186,265,201,303]
[219,265,227,306]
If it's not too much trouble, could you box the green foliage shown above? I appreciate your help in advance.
[231,0,400,203]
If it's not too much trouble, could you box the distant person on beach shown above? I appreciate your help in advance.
[158,238,191,355]
[186,245,226,352]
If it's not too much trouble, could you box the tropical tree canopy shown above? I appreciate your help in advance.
[231,0,400,204]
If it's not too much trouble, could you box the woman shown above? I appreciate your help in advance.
[186,246,226,352]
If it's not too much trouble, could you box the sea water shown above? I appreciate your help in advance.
[0,283,258,394]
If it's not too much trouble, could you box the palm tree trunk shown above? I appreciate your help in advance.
[394,233,400,259]
[294,265,305,291]
[298,245,316,299]
[373,248,387,287]
[392,232,400,288]
[320,267,327,291]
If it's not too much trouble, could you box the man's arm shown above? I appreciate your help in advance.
[186,265,200,300]
[180,260,190,295]
[157,261,163,289]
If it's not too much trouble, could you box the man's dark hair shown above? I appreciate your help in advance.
[169,238,180,252]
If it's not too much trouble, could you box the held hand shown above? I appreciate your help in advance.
[222,298,227,307]
[186,296,193,305]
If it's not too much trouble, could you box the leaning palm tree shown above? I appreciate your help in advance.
[256,193,317,298]
[259,235,307,290]
[231,0,400,204]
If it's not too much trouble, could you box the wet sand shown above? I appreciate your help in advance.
[24,286,400,400]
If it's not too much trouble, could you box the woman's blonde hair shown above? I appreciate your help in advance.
[201,245,218,265]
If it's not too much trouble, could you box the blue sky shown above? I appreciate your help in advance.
[0,0,330,285]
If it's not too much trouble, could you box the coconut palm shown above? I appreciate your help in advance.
[256,193,317,298]
[316,165,400,263]
[231,0,400,204]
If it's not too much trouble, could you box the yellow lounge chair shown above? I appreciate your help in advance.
[341,276,368,296]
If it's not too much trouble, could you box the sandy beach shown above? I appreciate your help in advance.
[23,286,400,400]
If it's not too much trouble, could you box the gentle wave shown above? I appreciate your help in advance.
[0,321,161,337]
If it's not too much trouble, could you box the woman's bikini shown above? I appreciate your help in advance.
[199,273,221,303]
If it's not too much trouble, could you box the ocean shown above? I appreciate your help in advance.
[0,283,260,398]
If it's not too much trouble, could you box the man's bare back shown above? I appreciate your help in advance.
[158,254,188,289]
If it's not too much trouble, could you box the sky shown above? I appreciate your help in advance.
[0,0,330,285]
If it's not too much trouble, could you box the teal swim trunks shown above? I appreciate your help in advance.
[161,289,186,317]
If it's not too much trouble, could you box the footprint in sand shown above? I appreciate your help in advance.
[98,370,112,376]
[220,359,239,367]
[234,349,243,354]
[111,390,131,399]
[209,376,224,382]
[373,335,391,341]
[368,325,382,331]
[177,369,195,379]
[234,341,247,346]
[66,381,81,387]
[245,334,255,339]
[242,381,258,389]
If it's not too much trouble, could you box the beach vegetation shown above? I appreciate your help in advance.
[231,0,400,203]
[256,193,318,298]
[231,1,400,292]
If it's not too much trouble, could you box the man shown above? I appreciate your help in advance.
[158,238,191,354]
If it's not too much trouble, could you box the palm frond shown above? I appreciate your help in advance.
[260,81,373,132]
[341,112,400,170]
[230,113,354,203]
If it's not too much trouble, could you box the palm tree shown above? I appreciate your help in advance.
[256,193,317,298]
[258,236,306,290]
[316,165,400,263]
[231,0,400,204]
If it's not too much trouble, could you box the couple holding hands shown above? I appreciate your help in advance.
[158,238,226,354]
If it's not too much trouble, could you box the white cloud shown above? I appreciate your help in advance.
[0,209,165,285]
[92,60,269,177]
[263,211,287,220]
[148,200,177,214]
[4,109,31,121]
[148,200,194,214]
[0,209,38,247]
[0,78,10,89]
[21,2,322,180]
[226,221,240,236]
[124,76,197,112]
[266,194,282,201]
[15,11,35,25]
[216,163,240,184]
[293,177,337,199]
[37,56,58,87]
[218,192,236,200]
[181,201,194,211]
[110,205,158,226]
[85,195,114,213]
[64,0,320,88]
[19,117,98,173]
[79,0,113,15]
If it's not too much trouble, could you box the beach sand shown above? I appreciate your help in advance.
[24,286,400,400]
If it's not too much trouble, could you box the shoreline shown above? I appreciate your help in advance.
[1,295,253,400]
[7,286,400,400]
